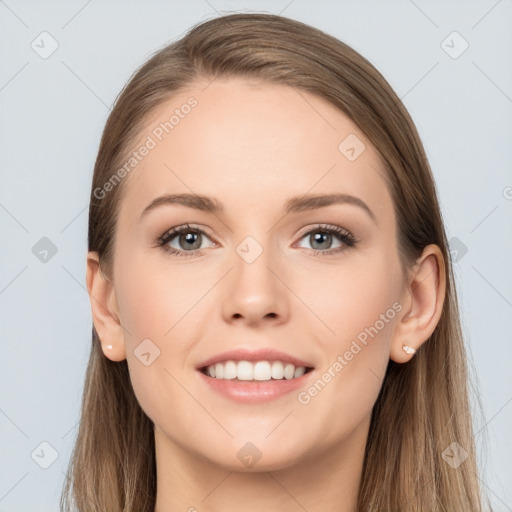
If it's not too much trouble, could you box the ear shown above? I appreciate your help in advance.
[390,244,446,363]
[86,251,126,362]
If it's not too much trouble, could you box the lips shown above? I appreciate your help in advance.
[195,348,315,371]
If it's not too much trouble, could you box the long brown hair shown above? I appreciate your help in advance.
[61,13,490,511]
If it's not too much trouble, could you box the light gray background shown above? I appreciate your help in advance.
[1,1,511,510]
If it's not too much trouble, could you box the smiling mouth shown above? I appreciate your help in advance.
[199,361,315,381]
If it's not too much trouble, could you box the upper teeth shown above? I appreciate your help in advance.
[205,360,308,381]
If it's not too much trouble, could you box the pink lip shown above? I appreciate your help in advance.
[197,368,315,404]
[195,348,315,371]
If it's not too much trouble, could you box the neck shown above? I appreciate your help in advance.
[153,416,369,512]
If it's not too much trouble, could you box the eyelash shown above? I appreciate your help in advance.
[156,223,358,259]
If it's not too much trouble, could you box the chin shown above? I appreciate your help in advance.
[200,437,309,473]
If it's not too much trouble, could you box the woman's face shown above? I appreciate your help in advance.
[108,77,407,471]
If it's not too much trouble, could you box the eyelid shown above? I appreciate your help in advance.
[157,222,357,256]
[158,223,351,244]
[157,223,217,244]
[294,223,352,240]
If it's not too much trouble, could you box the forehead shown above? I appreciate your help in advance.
[117,78,392,225]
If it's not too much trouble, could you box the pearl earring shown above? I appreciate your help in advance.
[402,344,416,355]
[105,344,113,350]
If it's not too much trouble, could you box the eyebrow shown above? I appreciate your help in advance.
[139,192,377,224]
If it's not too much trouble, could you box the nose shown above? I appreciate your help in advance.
[221,241,289,327]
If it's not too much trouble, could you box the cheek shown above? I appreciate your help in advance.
[302,252,401,412]
[302,253,400,349]
[113,252,207,406]
[114,253,199,343]
[297,263,400,441]
[114,263,195,426]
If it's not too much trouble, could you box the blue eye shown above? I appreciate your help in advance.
[157,224,214,258]
[157,223,358,258]
[295,224,357,255]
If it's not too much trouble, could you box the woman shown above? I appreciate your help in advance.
[61,12,489,511]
